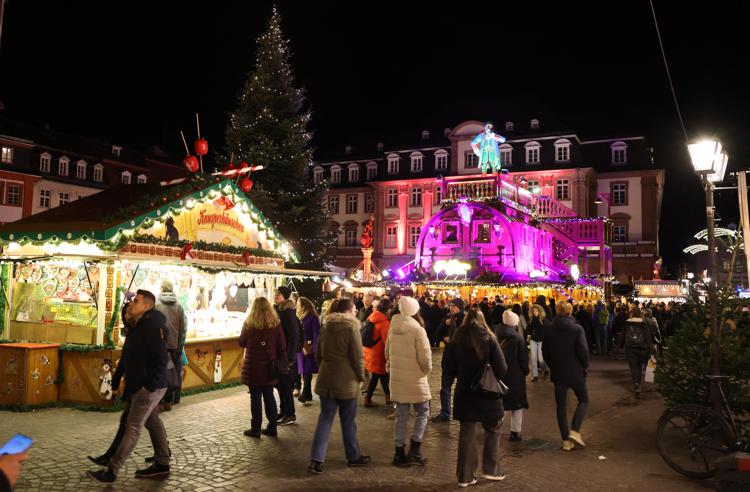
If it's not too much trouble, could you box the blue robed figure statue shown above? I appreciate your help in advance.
[471,123,506,175]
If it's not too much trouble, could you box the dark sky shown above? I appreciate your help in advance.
[1,1,748,276]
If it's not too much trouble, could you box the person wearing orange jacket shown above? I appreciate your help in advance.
[364,298,392,407]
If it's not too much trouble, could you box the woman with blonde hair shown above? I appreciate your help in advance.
[527,304,550,382]
[239,297,287,438]
[296,297,321,405]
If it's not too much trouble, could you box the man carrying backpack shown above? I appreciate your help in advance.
[621,307,656,397]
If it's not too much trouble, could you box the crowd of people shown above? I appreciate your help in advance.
[0,285,666,488]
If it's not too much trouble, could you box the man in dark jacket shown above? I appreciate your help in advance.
[542,301,589,452]
[155,280,187,409]
[87,290,170,483]
[274,286,300,426]
[489,296,506,326]
[433,298,465,422]
[535,295,553,320]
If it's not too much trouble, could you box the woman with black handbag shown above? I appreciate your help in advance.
[239,297,287,438]
[443,308,508,487]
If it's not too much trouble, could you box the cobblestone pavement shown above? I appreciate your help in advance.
[2,353,714,491]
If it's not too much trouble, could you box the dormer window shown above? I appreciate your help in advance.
[505,121,514,131]
[499,144,513,167]
[58,156,70,176]
[366,161,378,181]
[611,141,628,164]
[387,154,400,174]
[421,130,430,140]
[93,163,104,183]
[1,146,13,164]
[554,138,571,162]
[76,160,87,179]
[313,166,324,184]
[111,145,122,157]
[137,174,147,184]
[39,153,52,173]
[121,170,132,184]
[348,163,360,182]
[524,141,541,164]
[330,165,342,184]
[434,149,448,170]
[530,119,540,129]
[410,152,423,172]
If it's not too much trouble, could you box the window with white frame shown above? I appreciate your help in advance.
[93,164,103,183]
[346,194,358,214]
[59,192,70,206]
[611,182,628,205]
[366,162,377,181]
[410,152,423,172]
[330,165,342,183]
[345,229,357,247]
[505,121,514,131]
[76,160,87,179]
[313,166,323,184]
[613,225,627,242]
[1,146,13,164]
[409,225,421,248]
[530,118,540,129]
[465,151,478,168]
[121,171,132,184]
[364,193,374,213]
[385,225,398,248]
[58,157,69,176]
[6,184,21,206]
[387,189,398,208]
[410,186,422,207]
[554,139,571,162]
[39,153,51,173]
[348,164,360,182]
[527,179,540,193]
[137,174,147,184]
[39,189,51,208]
[555,179,570,200]
[387,154,400,174]
[611,142,628,164]
[499,144,512,167]
[328,195,339,214]
[525,142,540,164]
[434,150,448,170]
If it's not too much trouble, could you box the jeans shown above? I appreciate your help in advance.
[275,372,296,418]
[301,373,314,401]
[394,401,430,447]
[595,326,608,355]
[529,340,547,377]
[310,397,362,463]
[554,381,589,441]
[109,387,169,475]
[505,409,523,433]
[164,349,183,404]
[249,386,278,431]
[366,373,390,400]
[439,370,454,417]
[625,348,650,386]
[101,401,130,459]
[457,419,502,483]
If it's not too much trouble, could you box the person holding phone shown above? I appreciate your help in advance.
[0,433,32,491]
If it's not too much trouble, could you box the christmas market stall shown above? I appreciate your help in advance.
[0,176,332,408]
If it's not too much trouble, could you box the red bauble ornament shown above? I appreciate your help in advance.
[194,139,208,156]
[239,161,249,169]
[223,162,236,173]
[183,155,199,173]
[240,177,253,193]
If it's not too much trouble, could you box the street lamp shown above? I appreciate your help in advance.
[688,138,728,412]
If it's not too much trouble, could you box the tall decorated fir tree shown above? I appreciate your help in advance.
[225,8,331,268]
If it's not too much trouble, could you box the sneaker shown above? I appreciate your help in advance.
[261,428,278,437]
[298,396,311,405]
[308,460,324,474]
[508,432,522,442]
[634,383,642,397]
[431,414,450,423]
[87,468,117,483]
[569,430,586,448]
[347,455,371,467]
[135,462,170,479]
[277,415,296,426]
[87,455,109,467]
[561,439,574,451]
[293,389,301,397]
[457,477,478,487]
[531,376,538,382]
[244,429,261,438]
[481,473,506,481]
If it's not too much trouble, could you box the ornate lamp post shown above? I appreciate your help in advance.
[687,139,728,412]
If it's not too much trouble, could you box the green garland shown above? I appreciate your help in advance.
[127,234,281,259]
[104,286,126,347]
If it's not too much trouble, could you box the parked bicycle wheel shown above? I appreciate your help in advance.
[656,404,735,479]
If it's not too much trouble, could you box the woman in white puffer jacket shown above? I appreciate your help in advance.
[386,296,432,467]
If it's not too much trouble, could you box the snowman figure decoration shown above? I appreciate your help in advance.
[99,359,113,400]
[213,350,222,383]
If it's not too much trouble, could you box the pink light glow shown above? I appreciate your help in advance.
[458,203,473,225]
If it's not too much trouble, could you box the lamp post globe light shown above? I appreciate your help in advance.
[687,139,728,413]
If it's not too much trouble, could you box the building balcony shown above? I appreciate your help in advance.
[612,241,657,257]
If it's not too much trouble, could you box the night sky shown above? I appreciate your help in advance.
[0,1,747,276]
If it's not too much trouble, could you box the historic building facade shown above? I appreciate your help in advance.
[314,119,664,284]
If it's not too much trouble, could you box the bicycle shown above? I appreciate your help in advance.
[656,375,749,479]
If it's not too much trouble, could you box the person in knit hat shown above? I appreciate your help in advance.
[386,296,432,466]
[493,309,529,442]
[274,286,300,426]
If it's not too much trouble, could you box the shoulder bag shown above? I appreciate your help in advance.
[470,339,509,399]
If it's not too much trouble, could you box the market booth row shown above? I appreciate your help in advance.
[0,176,331,408]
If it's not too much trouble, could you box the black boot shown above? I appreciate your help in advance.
[393,445,411,467]
[407,439,427,466]
[508,431,522,442]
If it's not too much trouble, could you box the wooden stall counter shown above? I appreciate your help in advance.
[58,348,122,408]
[183,337,243,391]
[0,343,60,408]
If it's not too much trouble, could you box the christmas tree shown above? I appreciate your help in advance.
[225,7,332,267]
